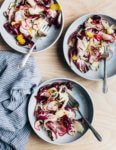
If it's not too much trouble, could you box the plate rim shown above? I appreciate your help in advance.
[63,13,116,81]
[0,0,64,54]
[28,77,94,145]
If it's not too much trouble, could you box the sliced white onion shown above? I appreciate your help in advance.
[15,10,24,22]
[99,32,113,41]
[47,101,58,111]
[26,0,36,6]
[19,26,30,36]
[28,5,44,15]
[47,9,57,18]
[34,120,40,130]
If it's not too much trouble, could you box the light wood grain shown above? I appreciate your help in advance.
[0,0,116,150]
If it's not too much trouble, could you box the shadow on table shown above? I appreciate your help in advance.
[30,131,49,145]
[0,0,3,6]
[56,26,71,68]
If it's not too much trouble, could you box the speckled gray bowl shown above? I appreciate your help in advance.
[0,0,64,53]
[63,13,116,80]
[28,78,94,145]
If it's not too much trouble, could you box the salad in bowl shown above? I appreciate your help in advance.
[68,15,116,73]
[34,81,84,141]
[28,78,94,144]
[2,0,62,49]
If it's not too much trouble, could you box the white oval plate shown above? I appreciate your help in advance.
[0,0,64,53]
[63,13,116,80]
[28,78,94,145]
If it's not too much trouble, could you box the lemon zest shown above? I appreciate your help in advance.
[72,55,78,61]
[86,31,94,38]
[50,3,61,11]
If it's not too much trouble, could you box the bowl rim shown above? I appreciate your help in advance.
[0,0,64,54]
[28,77,94,145]
[63,13,116,81]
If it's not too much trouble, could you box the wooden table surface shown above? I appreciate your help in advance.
[0,0,116,150]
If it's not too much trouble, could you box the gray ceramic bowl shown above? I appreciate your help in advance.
[0,0,64,53]
[63,13,116,80]
[28,78,94,145]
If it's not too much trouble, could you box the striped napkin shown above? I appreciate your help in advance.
[0,51,41,150]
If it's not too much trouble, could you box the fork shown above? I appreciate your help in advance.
[67,91,102,142]
[19,25,50,68]
[102,46,109,93]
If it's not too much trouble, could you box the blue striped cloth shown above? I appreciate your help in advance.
[0,51,41,150]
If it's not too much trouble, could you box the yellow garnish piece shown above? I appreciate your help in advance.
[48,89,55,94]
[106,28,114,34]
[86,31,94,38]
[50,3,61,11]
[11,20,21,26]
[17,34,26,45]
[29,27,33,34]
[72,55,78,61]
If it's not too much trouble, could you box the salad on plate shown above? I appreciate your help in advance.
[3,0,61,48]
[34,82,84,141]
[68,15,116,73]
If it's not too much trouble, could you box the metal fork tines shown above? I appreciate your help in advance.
[40,24,50,35]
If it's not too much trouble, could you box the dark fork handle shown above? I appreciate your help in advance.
[78,110,102,142]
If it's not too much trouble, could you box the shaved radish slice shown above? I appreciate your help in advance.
[21,20,30,30]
